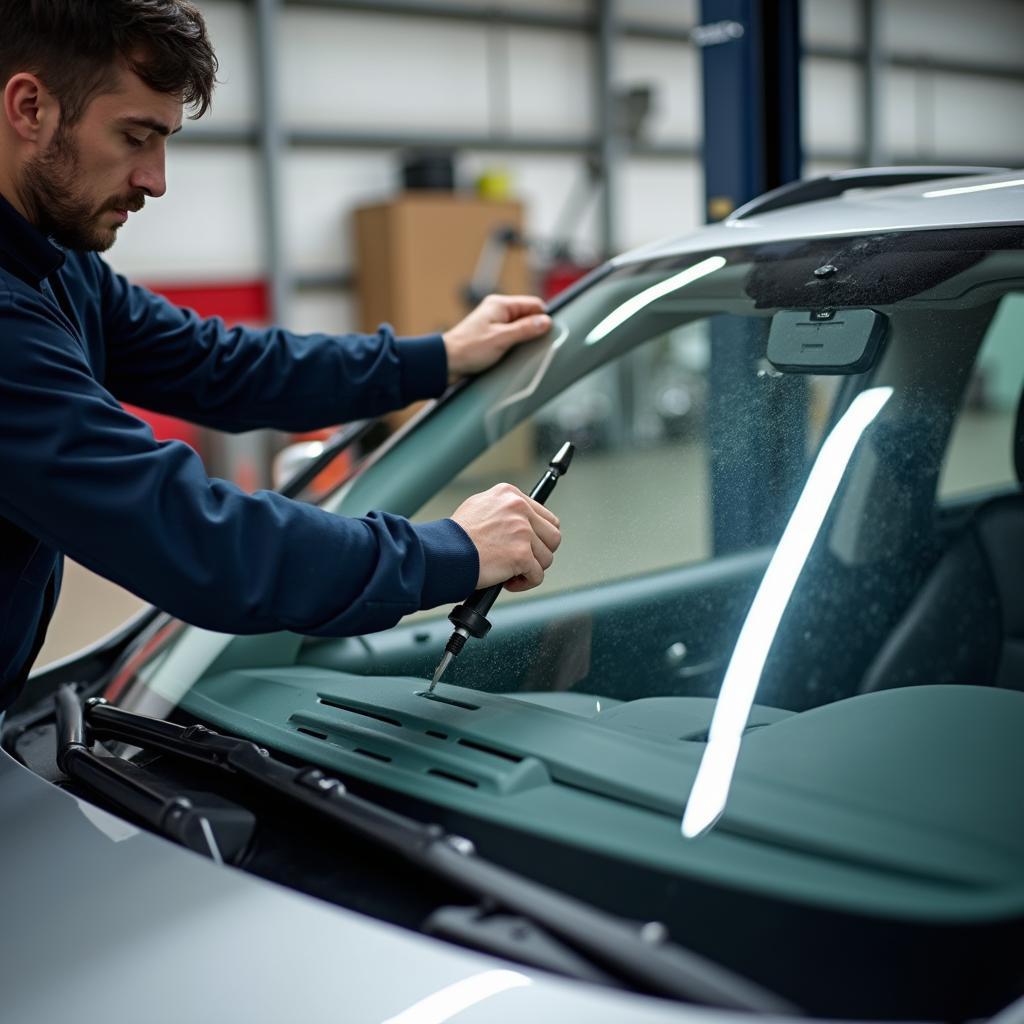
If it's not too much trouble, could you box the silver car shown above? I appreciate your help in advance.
[4,166,1024,1023]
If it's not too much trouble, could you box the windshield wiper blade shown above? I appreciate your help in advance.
[82,698,799,1015]
[54,686,254,863]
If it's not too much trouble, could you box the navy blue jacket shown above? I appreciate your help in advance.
[0,194,479,710]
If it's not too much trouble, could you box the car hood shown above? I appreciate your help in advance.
[0,746,779,1024]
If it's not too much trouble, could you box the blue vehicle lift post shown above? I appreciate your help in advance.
[699,0,805,554]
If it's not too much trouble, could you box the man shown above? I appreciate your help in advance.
[0,0,560,713]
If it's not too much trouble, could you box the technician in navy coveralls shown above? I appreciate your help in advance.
[0,0,561,712]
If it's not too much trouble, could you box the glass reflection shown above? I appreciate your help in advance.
[682,386,894,839]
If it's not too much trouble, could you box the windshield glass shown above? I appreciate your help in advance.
[106,225,1024,1017]
[114,223,1024,747]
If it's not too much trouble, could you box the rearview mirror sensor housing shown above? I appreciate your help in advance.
[767,308,887,374]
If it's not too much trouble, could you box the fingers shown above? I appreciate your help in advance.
[525,495,560,529]
[515,492,559,592]
[527,507,561,557]
[485,294,547,322]
[529,525,554,568]
[497,312,552,346]
[484,294,552,344]
[505,569,540,593]
[449,482,561,592]
[443,295,550,379]
[511,556,545,590]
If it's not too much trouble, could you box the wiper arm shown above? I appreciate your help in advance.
[54,686,254,864]
[82,697,799,1015]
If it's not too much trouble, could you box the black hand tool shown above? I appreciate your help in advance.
[427,441,574,692]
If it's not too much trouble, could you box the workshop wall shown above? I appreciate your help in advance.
[103,0,1023,339]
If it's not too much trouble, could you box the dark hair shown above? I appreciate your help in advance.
[0,0,218,124]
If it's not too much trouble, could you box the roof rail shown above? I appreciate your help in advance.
[728,166,1010,222]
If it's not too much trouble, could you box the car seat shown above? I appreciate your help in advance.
[859,389,1024,694]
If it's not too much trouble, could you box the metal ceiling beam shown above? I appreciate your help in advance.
[172,128,1019,172]
[173,126,702,159]
[286,129,596,152]
[283,0,587,31]
[809,44,1024,83]
[282,0,700,43]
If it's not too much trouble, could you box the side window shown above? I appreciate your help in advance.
[939,293,1024,500]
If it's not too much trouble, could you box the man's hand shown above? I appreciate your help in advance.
[451,483,561,592]
[443,295,552,382]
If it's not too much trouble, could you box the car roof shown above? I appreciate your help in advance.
[615,167,1024,266]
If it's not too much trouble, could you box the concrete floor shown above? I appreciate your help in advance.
[32,407,1017,670]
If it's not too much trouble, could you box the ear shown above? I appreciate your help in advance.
[3,73,59,144]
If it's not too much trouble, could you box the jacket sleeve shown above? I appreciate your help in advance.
[0,294,479,637]
[93,255,449,433]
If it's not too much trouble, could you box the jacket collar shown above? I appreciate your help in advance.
[0,189,66,287]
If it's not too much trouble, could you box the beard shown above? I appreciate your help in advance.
[20,124,144,253]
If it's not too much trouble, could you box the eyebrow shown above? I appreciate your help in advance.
[120,116,183,137]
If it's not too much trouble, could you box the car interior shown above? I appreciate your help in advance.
[860,388,1024,693]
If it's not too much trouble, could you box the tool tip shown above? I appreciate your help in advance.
[428,651,453,693]
[551,441,575,474]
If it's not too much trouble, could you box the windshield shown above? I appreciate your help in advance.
[338,226,1022,706]
[106,224,1024,1019]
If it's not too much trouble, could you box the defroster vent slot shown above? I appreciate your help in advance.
[318,697,402,728]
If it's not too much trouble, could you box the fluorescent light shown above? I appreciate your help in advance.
[681,386,894,839]
[585,256,726,345]
[383,970,532,1024]
[922,177,1024,198]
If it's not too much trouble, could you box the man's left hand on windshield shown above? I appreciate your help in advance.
[443,294,552,382]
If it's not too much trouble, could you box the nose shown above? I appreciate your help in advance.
[130,146,167,199]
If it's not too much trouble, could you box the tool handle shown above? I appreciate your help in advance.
[449,583,502,638]
[447,459,566,639]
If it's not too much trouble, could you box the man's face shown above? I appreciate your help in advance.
[20,65,182,252]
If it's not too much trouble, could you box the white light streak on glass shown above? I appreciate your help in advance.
[585,256,726,345]
[922,178,1024,198]
[382,970,532,1024]
[681,386,894,839]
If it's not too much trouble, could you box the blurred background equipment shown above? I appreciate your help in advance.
[401,148,457,191]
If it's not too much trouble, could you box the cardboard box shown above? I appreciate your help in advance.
[353,193,531,337]
[353,194,535,465]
